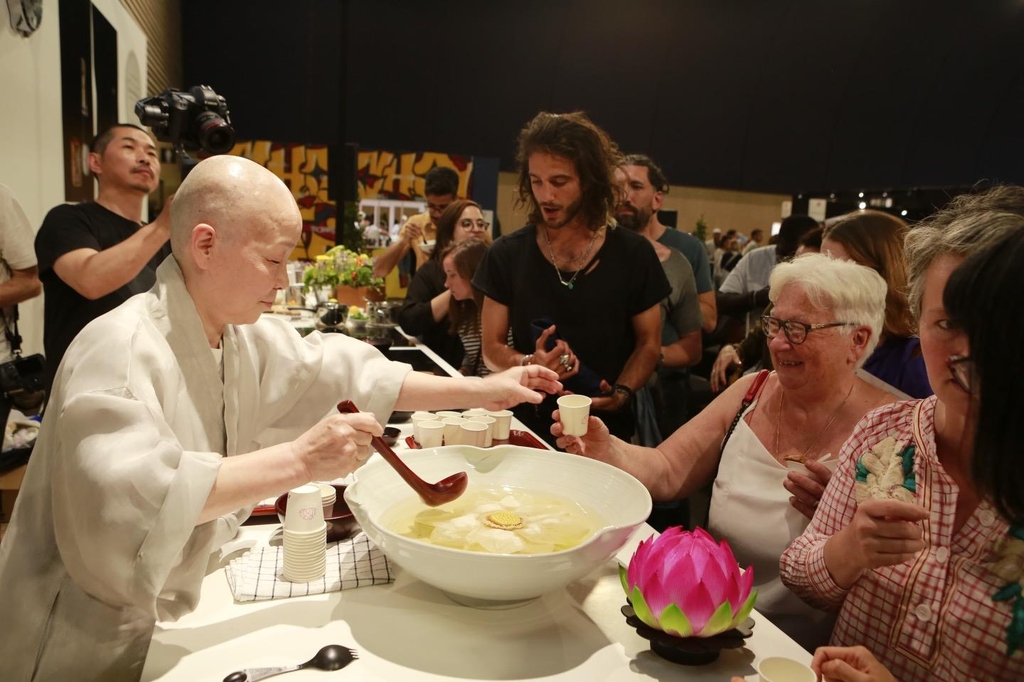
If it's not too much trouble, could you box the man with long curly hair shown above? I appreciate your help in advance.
[473,111,670,444]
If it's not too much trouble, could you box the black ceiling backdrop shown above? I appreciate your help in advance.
[183,0,1024,195]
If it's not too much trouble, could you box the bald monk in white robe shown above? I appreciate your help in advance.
[0,156,560,681]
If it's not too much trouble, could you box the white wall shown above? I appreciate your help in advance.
[0,1,147,356]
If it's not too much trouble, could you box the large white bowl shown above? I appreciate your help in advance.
[345,444,651,605]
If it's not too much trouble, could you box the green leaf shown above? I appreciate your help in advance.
[855,457,869,483]
[995,583,1023,602]
[701,601,735,637]
[734,590,758,625]
[629,586,659,630]
[619,565,629,596]
[657,603,693,638]
[1006,598,1024,656]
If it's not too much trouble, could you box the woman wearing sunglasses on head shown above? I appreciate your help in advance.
[553,253,896,649]
[780,187,1024,682]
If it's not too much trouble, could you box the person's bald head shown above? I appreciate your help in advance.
[171,155,301,264]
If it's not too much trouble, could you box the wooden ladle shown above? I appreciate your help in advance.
[337,400,468,507]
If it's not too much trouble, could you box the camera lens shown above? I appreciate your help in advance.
[195,111,235,154]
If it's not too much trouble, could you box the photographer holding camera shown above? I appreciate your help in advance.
[34,124,173,391]
[0,183,44,451]
[0,183,41,363]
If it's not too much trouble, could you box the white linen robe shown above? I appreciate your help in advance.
[0,258,410,681]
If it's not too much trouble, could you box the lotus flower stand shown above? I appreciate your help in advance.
[621,602,754,665]
[619,527,758,666]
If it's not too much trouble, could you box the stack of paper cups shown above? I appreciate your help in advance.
[282,484,327,582]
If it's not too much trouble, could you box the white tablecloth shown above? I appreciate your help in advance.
[143,415,811,681]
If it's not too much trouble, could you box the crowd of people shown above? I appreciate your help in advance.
[1,110,1022,680]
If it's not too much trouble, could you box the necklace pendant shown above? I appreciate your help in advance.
[566,282,574,290]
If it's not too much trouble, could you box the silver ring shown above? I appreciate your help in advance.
[559,353,571,369]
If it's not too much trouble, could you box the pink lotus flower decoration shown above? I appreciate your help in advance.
[620,527,757,638]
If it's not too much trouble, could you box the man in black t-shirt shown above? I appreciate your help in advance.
[473,112,669,443]
[35,123,172,388]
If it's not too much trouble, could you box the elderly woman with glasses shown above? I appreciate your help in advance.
[780,187,1024,682]
[397,199,491,367]
[553,253,895,649]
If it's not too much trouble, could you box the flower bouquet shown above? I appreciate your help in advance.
[620,527,757,665]
[303,246,384,305]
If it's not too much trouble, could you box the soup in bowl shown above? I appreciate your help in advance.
[344,444,651,606]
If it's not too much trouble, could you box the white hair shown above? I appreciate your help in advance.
[768,253,886,367]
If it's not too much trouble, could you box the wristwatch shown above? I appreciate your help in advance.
[613,384,634,401]
[520,353,534,366]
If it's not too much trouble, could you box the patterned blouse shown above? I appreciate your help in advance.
[780,397,1024,682]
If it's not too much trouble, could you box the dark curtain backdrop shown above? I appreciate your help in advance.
[184,0,1024,194]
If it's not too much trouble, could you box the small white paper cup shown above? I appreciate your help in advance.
[460,421,488,447]
[435,410,462,420]
[488,410,513,439]
[284,484,326,533]
[557,395,592,437]
[441,417,464,445]
[462,408,488,418]
[757,656,816,682]
[467,416,495,446]
[417,420,445,448]
[410,411,436,424]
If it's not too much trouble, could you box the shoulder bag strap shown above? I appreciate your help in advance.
[3,305,21,356]
[719,369,771,458]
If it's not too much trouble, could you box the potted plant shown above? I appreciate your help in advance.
[303,246,384,306]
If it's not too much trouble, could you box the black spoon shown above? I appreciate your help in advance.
[222,644,358,681]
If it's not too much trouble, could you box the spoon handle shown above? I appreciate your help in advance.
[222,664,300,682]
[336,401,431,494]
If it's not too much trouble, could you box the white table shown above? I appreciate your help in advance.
[142,416,811,681]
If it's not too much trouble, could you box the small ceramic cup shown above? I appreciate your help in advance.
[757,656,816,682]
[488,410,514,439]
[416,420,445,448]
[557,395,592,437]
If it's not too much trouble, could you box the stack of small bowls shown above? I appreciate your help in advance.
[282,484,327,582]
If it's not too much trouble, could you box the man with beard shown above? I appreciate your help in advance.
[617,154,716,334]
[35,123,172,389]
[473,112,670,444]
[615,161,702,440]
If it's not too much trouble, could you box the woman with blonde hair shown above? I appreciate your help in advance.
[822,209,930,398]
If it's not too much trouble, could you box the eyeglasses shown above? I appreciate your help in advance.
[761,315,851,345]
[427,202,452,215]
[947,354,976,393]
[458,219,490,232]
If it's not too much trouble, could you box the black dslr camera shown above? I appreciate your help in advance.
[0,353,46,415]
[135,85,235,155]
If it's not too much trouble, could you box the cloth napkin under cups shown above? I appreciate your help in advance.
[226,533,394,602]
